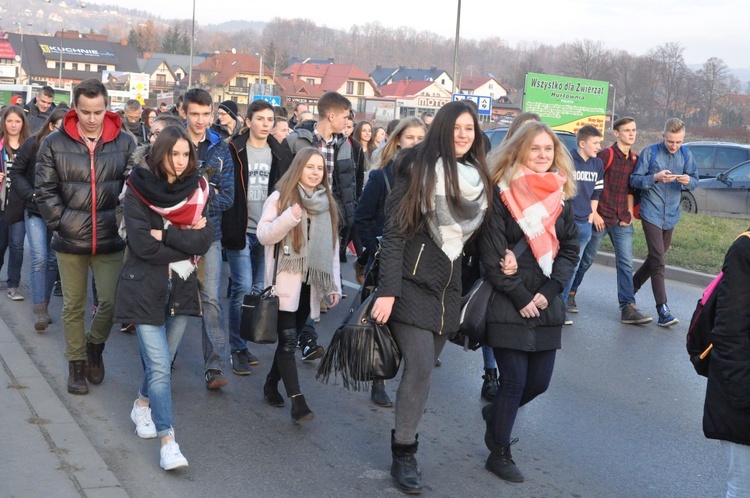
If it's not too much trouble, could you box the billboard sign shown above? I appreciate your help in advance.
[523,73,609,134]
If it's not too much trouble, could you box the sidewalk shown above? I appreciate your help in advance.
[0,316,127,497]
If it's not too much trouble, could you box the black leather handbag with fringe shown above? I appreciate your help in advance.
[316,293,401,391]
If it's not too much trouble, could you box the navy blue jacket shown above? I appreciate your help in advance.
[197,127,234,241]
[569,149,604,223]
[354,161,395,257]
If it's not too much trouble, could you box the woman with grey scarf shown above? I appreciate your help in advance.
[257,147,342,424]
[372,101,493,494]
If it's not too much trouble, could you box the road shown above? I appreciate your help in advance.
[1,253,726,497]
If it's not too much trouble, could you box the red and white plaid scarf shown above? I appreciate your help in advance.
[127,176,209,229]
[499,167,566,276]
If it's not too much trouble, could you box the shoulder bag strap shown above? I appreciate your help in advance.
[512,237,529,258]
[383,172,391,194]
[272,243,280,288]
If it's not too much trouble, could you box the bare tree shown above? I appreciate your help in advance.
[696,57,732,126]
[559,39,610,80]
[649,42,688,120]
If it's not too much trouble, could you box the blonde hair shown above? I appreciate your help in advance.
[488,121,577,200]
[663,118,685,135]
[275,147,339,253]
[372,116,426,170]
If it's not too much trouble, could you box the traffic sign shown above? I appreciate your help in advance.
[452,93,492,115]
[253,95,281,106]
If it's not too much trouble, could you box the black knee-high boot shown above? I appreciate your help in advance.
[275,328,313,423]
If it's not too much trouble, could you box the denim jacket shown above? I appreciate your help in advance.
[630,143,698,230]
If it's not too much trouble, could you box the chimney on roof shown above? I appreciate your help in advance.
[327,58,334,63]
[144,52,151,58]
[376,64,381,70]
[430,66,436,71]
[398,66,405,71]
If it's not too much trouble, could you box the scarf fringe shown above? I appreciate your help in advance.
[277,257,337,295]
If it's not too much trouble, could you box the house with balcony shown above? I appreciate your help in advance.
[138,52,206,95]
[281,62,377,112]
[370,66,453,93]
[193,53,272,111]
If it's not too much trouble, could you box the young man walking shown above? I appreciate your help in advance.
[24,85,56,133]
[562,125,604,325]
[223,99,289,375]
[181,89,235,388]
[566,117,652,325]
[630,118,698,326]
[279,91,355,360]
[36,79,135,394]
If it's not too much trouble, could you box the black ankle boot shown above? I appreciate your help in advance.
[485,438,524,483]
[371,379,393,407]
[391,430,422,494]
[481,368,499,402]
[263,376,284,407]
[290,394,314,424]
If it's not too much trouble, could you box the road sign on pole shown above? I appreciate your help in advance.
[452,93,492,115]
[253,95,281,106]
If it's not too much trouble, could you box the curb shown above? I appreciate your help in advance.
[0,318,127,497]
[595,251,714,288]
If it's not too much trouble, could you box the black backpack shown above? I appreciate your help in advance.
[686,231,750,376]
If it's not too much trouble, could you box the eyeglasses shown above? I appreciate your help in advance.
[125,114,140,123]
[147,130,161,140]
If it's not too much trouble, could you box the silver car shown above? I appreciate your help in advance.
[680,161,750,219]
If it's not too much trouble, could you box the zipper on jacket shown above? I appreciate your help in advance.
[438,260,454,335]
[89,147,98,255]
[412,243,425,275]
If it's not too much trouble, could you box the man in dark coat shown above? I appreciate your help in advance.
[24,85,56,134]
[35,79,135,395]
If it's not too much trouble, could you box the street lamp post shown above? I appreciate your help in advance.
[610,83,616,130]
[188,0,195,89]
[451,0,461,94]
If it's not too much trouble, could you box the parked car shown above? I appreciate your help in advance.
[683,141,750,179]
[484,127,578,151]
[680,160,750,219]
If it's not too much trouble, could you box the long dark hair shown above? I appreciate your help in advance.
[392,100,491,236]
[0,106,30,144]
[149,125,198,182]
[35,108,68,147]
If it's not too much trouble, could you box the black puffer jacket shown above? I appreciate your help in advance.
[114,148,213,325]
[280,121,356,228]
[35,109,135,255]
[479,187,579,351]
[377,158,465,335]
[8,136,42,216]
[703,233,750,446]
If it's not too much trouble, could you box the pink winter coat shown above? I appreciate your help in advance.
[256,190,341,319]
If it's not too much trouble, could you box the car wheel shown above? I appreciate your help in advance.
[680,192,697,214]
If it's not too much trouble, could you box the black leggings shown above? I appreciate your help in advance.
[267,284,311,397]
[488,348,556,444]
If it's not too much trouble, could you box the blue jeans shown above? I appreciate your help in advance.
[0,210,26,289]
[570,223,635,310]
[199,241,226,372]
[482,345,497,369]
[25,213,57,305]
[563,221,593,298]
[226,233,265,351]
[136,314,189,437]
[722,440,750,498]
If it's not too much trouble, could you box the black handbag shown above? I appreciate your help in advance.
[4,187,25,225]
[240,244,279,344]
[316,293,401,391]
[451,238,529,350]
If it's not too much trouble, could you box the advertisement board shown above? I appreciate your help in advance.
[523,73,609,134]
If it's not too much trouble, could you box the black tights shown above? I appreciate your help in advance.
[267,284,311,397]
[489,348,556,444]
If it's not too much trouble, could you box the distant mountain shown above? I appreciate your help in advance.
[204,20,265,33]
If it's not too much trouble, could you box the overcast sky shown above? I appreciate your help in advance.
[88,0,747,68]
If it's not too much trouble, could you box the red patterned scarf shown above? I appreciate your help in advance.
[127,176,209,229]
[499,167,566,276]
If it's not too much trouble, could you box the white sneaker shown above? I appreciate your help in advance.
[130,400,157,439]
[7,288,23,301]
[160,431,188,470]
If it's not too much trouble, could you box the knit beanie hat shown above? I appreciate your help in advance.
[218,100,239,120]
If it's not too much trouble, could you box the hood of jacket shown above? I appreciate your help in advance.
[62,108,123,144]
[293,120,346,147]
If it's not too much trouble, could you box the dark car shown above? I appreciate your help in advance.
[683,141,750,179]
[484,127,578,151]
[680,160,750,218]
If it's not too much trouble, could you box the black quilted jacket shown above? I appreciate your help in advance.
[377,158,465,335]
[35,110,135,255]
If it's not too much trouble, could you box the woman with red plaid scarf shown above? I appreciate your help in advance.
[114,125,213,471]
[479,121,580,483]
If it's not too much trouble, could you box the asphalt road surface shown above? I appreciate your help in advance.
[2,252,726,497]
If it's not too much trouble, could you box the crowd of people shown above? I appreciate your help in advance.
[1,78,746,497]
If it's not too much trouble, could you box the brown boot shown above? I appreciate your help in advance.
[33,304,48,332]
[86,342,105,384]
[42,300,52,324]
[67,360,88,394]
